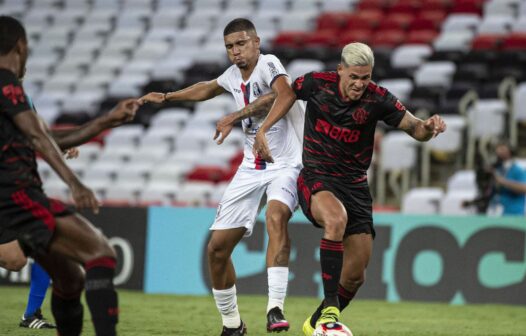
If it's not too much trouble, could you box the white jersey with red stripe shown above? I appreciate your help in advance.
[217,53,303,170]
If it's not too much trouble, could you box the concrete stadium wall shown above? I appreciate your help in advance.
[1,207,525,306]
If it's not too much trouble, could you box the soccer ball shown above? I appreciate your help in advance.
[313,322,353,336]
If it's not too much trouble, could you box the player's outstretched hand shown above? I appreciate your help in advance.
[107,99,140,127]
[214,114,235,145]
[137,92,165,105]
[69,181,100,214]
[253,130,274,163]
[64,147,79,159]
[424,114,447,138]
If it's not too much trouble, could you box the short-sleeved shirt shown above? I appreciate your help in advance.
[495,162,526,215]
[293,71,406,184]
[217,53,303,170]
[0,68,41,189]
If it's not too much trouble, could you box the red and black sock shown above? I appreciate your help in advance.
[51,292,83,336]
[85,257,118,336]
[309,284,356,328]
[320,238,343,308]
[337,284,356,311]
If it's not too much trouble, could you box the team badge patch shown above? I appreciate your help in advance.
[352,107,369,125]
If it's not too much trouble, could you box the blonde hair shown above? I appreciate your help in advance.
[341,42,374,68]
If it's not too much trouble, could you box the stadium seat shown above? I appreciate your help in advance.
[377,13,413,31]
[377,79,414,101]
[337,29,374,47]
[433,30,476,51]
[450,0,484,15]
[501,33,526,50]
[391,44,433,69]
[483,0,516,17]
[405,30,439,44]
[316,12,355,31]
[441,14,481,32]
[477,16,513,35]
[414,61,456,88]
[287,59,325,82]
[401,187,444,214]
[376,131,419,205]
[447,169,477,192]
[369,29,406,48]
[513,83,526,122]
[356,0,390,11]
[350,10,384,30]
[439,190,478,215]
[176,181,216,206]
[471,34,505,50]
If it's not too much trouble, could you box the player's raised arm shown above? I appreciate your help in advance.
[12,110,99,213]
[253,76,297,163]
[50,99,139,150]
[138,79,226,105]
[214,92,276,144]
[397,111,447,141]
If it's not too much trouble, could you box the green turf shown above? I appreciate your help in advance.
[1,285,525,335]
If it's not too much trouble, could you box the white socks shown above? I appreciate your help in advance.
[267,267,289,313]
[213,285,241,328]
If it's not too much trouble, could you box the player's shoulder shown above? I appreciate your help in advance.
[310,71,338,83]
[259,53,282,64]
[0,68,20,84]
[366,82,390,98]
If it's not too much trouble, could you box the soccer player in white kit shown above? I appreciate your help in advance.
[138,18,303,335]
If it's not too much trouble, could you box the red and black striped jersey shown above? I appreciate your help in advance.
[293,71,406,184]
[0,68,41,189]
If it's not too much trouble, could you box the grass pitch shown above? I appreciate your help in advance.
[1,286,525,335]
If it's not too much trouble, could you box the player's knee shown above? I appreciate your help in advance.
[323,214,347,239]
[342,273,365,290]
[207,241,228,264]
[54,264,85,298]
[266,212,289,237]
[4,255,27,271]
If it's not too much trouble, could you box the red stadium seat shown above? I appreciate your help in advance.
[450,0,484,15]
[421,0,453,11]
[304,30,338,48]
[418,10,447,24]
[369,29,406,48]
[388,1,421,15]
[187,166,228,183]
[501,33,526,50]
[406,30,439,44]
[471,34,505,50]
[273,32,308,48]
[356,0,391,11]
[345,10,384,30]
[316,12,355,31]
[408,18,440,31]
[377,13,413,31]
[337,29,374,47]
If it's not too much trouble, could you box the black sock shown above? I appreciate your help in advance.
[51,292,83,336]
[320,238,343,308]
[337,284,356,311]
[85,257,118,336]
[310,284,355,328]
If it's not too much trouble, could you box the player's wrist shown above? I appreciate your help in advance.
[163,92,169,102]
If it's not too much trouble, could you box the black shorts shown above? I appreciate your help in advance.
[297,169,375,238]
[0,187,73,256]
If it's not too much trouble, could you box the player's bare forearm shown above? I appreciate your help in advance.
[13,111,81,187]
[259,77,297,132]
[231,92,276,122]
[50,116,110,150]
[398,111,443,142]
[401,118,432,141]
[165,80,225,102]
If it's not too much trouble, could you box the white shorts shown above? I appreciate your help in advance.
[210,165,300,237]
